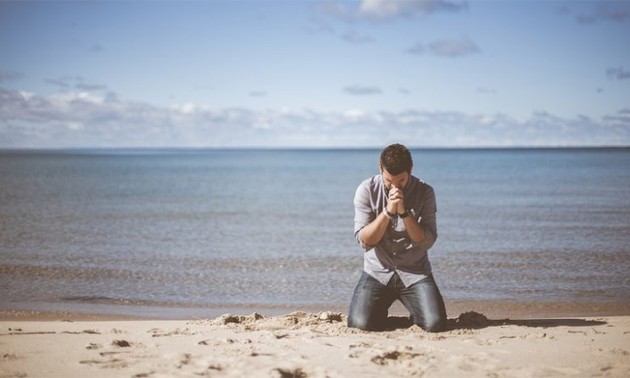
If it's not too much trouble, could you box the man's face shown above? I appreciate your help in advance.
[381,168,409,190]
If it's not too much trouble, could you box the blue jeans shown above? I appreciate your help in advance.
[348,271,447,332]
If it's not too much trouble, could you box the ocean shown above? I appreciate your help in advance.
[1,148,629,318]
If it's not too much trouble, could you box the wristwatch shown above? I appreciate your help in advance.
[384,208,396,218]
[399,210,410,219]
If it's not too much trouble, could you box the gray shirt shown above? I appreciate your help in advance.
[353,174,438,287]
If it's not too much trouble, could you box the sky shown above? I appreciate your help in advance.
[1,0,629,148]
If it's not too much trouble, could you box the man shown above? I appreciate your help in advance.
[348,143,447,332]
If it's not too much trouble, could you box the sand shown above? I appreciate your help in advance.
[1,311,629,378]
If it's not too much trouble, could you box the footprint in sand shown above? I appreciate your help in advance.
[371,350,424,366]
[86,343,102,350]
[272,367,308,378]
[112,339,132,347]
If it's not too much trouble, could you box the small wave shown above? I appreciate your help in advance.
[60,296,133,304]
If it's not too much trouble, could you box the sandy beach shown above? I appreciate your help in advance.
[1,311,629,378]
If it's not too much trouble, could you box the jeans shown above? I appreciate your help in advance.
[348,271,447,332]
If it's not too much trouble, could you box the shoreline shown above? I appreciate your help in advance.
[2,299,629,322]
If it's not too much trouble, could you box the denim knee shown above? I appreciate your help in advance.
[418,314,446,333]
[347,314,370,330]
[347,312,382,331]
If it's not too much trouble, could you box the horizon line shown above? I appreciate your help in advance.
[1,145,629,153]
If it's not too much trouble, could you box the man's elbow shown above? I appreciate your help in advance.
[355,229,374,251]
[360,234,379,249]
[417,230,437,250]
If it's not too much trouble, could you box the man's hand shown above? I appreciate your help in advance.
[387,186,405,214]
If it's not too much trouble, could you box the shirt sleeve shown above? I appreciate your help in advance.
[353,180,375,251]
[416,184,438,250]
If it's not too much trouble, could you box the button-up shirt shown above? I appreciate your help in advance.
[353,174,438,287]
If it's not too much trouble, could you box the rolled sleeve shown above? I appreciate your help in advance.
[353,181,375,251]
[416,185,438,250]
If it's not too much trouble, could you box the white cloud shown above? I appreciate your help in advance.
[312,1,464,44]
[358,0,467,20]
[173,103,202,114]
[359,0,406,19]
[18,90,35,101]
[53,91,105,104]
[342,109,366,119]
[67,122,84,131]
[315,0,466,22]
[0,87,628,148]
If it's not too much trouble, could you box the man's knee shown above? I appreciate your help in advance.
[419,315,447,333]
[347,313,382,331]
[347,314,371,330]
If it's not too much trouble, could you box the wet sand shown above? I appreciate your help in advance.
[3,298,629,322]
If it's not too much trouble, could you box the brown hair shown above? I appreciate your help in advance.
[380,143,413,175]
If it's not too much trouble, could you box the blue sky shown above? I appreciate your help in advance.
[1,0,629,148]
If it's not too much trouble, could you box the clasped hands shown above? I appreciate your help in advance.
[387,186,405,215]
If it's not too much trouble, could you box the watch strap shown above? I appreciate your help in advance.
[383,208,396,218]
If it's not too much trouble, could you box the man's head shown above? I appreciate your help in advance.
[379,143,413,189]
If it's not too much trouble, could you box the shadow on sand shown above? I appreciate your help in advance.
[383,311,607,331]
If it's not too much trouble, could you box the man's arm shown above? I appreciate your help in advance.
[401,211,426,243]
[358,210,392,247]
[390,185,426,244]
[411,185,438,249]
[353,182,396,249]
[390,184,437,247]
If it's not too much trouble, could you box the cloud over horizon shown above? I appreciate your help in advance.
[2,1,628,149]
[1,86,627,149]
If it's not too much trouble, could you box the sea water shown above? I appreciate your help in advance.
[1,148,629,317]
